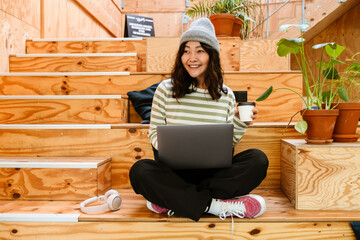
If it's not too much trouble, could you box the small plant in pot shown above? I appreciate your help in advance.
[326,52,360,142]
[256,23,349,144]
[186,0,260,38]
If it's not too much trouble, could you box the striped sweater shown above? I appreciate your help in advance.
[148,78,248,149]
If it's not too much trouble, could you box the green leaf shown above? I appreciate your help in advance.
[322,90,331,104]
[279,23,310,32]
[295,120,307,134]
[256,86,273,101]
[323,67,340,79]
[338,87,350,102]
[325,44,345,59]
[328,59,345,65]
[276,39,302,57]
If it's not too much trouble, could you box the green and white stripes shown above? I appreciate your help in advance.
[149,79,248,149]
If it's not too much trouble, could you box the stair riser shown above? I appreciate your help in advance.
[0,157,111,200]
[25,39,147,71]
[0,98,128,124]
[9,56,140,72]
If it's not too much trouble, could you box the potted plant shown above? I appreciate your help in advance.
[328,52,360,142]
[185,0,260,38]
[256,23,349,144]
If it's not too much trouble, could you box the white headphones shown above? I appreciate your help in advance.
[80,189,122,214]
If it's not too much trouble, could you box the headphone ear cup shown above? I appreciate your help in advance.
[107,194,122,210]
[104,189,119,200]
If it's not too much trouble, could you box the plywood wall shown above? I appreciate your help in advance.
[297,2,360,94]
[0,0,119,72]
[42,0,116,38]
[0,0,40,72]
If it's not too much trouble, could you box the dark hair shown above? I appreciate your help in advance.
[170,42,227,100]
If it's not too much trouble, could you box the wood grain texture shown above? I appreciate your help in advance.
[0,189,359,222]
[280,140,298,207]
[0,0,40,28]
[282,139,360,210]
[0,189,358,240]
[73,0,122,37]
[0,125,305,190]
[41,0,113,39]
[0,98,128,124]
[0,8,40,72]
[97,161,112,196]
[0,72,303,122]
[297,146,360,210]
[0,128,151,190]
[146,38,179,73]
[224,72,303,122]
[26,40,147,71]
[219,38,240,71]
[302,0,359,43]
[235,126,304,189]
[239,39,289,71]
[300,3,360,90]
[147,37,240,72]
[9,55,139,72]
[0,157,111,200]
[0,73,168,95]
[0,221,355,240]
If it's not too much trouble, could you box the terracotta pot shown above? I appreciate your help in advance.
[332,102,360,142]
[231,18,243,37]
[301,109,339,144]
[209,14,235,37]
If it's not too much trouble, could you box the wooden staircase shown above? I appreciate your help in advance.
[0,37,359,239]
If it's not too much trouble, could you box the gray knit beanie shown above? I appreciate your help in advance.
[180,18,220,54]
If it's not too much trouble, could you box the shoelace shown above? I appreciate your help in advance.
[167,210,174,216]
[218,200,246,235]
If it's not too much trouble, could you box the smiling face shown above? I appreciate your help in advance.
[181,41,210,88]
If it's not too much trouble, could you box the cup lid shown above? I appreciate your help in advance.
[237,102,255,106]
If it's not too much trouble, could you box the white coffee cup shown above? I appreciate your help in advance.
[237,102,255,122]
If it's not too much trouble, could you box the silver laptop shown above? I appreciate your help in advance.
[157,123,234,169]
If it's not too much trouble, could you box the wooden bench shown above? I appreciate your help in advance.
[0,189,358,238]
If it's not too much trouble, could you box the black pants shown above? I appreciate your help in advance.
[129,148,268,221]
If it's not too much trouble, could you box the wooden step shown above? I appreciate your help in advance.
[9,53,141,72]
[0,157,111,200]
[0,71,303,123]
[0,95,128,124]
[25,38,147,72]
[0,189,358,239]
[0,123,305,190]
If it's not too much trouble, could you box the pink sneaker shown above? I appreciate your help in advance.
[207,194,266,219]
[146,201,174,216]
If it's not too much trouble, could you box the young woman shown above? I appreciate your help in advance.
[129,18,268,222]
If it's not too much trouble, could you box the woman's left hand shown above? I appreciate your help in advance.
[235,100,258,125]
